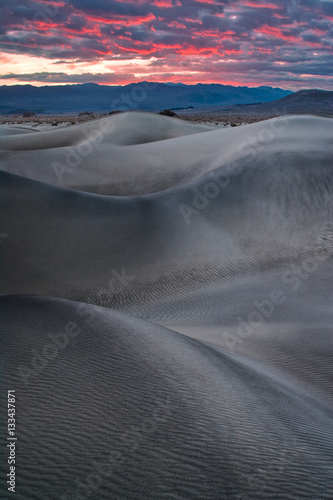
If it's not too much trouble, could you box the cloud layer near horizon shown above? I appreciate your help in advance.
[0,0,333,88]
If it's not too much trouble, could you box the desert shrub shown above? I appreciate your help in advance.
[22,111,36,118]
[159,109,177,117]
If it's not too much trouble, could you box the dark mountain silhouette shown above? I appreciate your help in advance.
[0,82,292,114]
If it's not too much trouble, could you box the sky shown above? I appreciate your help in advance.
[0,0,332,89]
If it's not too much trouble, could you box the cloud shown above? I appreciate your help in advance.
[0,0,332,88]
[322,0,333,15]
[0,71,136,84]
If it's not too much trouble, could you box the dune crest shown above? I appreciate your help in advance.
[0,113,331,196]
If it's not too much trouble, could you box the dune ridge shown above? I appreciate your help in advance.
[0,112,332,195]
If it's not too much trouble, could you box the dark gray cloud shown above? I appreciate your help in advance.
[322,1,333,15]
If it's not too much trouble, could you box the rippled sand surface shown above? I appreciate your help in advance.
[1,112,332,499]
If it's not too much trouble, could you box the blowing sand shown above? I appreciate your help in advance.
[0,111,332,499]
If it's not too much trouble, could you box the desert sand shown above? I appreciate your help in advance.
[0,112,332,499]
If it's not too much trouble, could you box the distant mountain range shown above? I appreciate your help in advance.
[0,82,293,114]
[186,89,333,116]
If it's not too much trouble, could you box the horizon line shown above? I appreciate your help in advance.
[0,81,300,91]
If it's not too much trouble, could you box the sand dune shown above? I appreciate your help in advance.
[0,112,332,498]
[0,125,41,136]
[0,112,331,195]
[1,295,332,499]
